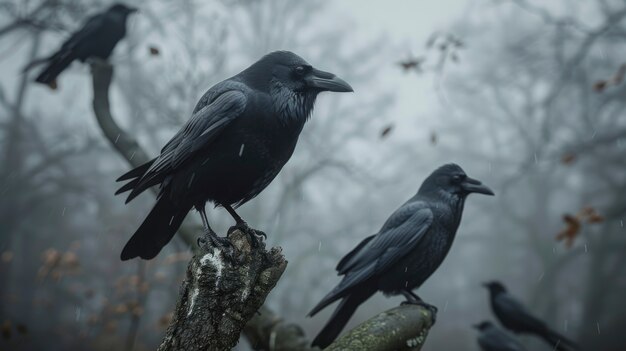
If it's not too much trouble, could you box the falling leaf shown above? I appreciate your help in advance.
[561,153,576,165]
[48,80,58,91]
[430,132,438,145]
[556,214,581,248]
[149,46,160,56]
[397,57,424,73]
[380,124,393,139]
[593,81,607,92]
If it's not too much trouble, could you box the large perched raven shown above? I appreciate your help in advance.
[116,51,352,261]
[25,3,137,86]
[484,281,579,351]
[308,164,494,348]
[474,321,526,351]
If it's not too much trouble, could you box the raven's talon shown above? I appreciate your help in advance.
[401,300,438,324]
[229,223,266,248]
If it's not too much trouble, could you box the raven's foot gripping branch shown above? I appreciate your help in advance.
[157,229,287,351]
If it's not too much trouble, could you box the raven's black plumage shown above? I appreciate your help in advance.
[116,51,352,260]
[484,281,579,351]
[474,321,526,351]
[26,3,136,85]
[309,164,494,348]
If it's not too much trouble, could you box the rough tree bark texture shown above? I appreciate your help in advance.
[158,230,287,351]
[90,61,436,350]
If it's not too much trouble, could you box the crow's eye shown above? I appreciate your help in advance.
[452,174,464,182]
[294,65,306,76]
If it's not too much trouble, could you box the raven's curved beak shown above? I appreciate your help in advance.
[306,68,353,92]
[462,177,494,196]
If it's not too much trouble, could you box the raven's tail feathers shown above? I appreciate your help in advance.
[117,159,156,182]
[34,51,75,85]
[120,196,189,261]
[311,288,375,349]
[540,328,579,351]
[311,293,367,349]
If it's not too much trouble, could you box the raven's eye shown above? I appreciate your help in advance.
[452,174,464,182]
[294,65,306,76]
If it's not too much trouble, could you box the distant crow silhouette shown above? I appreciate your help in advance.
[116,51,352,260]
[25,3,137,86]
[309,164,494,348]
[484,281,579,351]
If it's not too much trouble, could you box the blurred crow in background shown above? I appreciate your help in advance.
[309,163,494,348]
[116,51,353,260]
[474,321,526,351]
[24,3,137,86]
[484,281,579,351]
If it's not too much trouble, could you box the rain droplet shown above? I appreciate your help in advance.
[537,272,544,282]
[62,207,66,216]
[318,241,322,252]
[129,151,136,160]
[75,307,81,321]
[597,322,601,334]
[239,144,245,157]
[114,134,120,144]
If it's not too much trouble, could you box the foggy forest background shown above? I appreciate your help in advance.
[1,0,625,350]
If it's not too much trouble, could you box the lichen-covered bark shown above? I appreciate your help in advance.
[325,305,435,351]
[158,230,287,351]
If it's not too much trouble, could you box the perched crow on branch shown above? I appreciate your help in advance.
[474,321,526,351]
[25,3,137,86]
[309,164,494,348]
[484,281,579,351]
[116,51,353,260]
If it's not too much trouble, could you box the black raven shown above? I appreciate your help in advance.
[474,321,526,351]
[25,3,137,86]
[116,51,352,260]
[309,164,494,348]
[484,281,579,351]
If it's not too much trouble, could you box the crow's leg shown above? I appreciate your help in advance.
[400,290,438,324]
[222,204,266,246]
[196,204,235,260]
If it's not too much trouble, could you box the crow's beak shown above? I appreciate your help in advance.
[462,177,494,196]
[306,68,353,92]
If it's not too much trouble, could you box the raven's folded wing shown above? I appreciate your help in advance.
[310,203,433,315]
[122,89,247,202]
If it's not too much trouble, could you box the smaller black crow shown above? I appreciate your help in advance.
[308,164,494,348]
[474,321,526,351]
[484,281,579,351]
[25,3,137,86]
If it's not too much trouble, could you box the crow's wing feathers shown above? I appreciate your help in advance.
[335,204,433,292]
[125,89,246,202]
[336,234,375,274]
[496,293,546,331]
[61,14,106,52]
